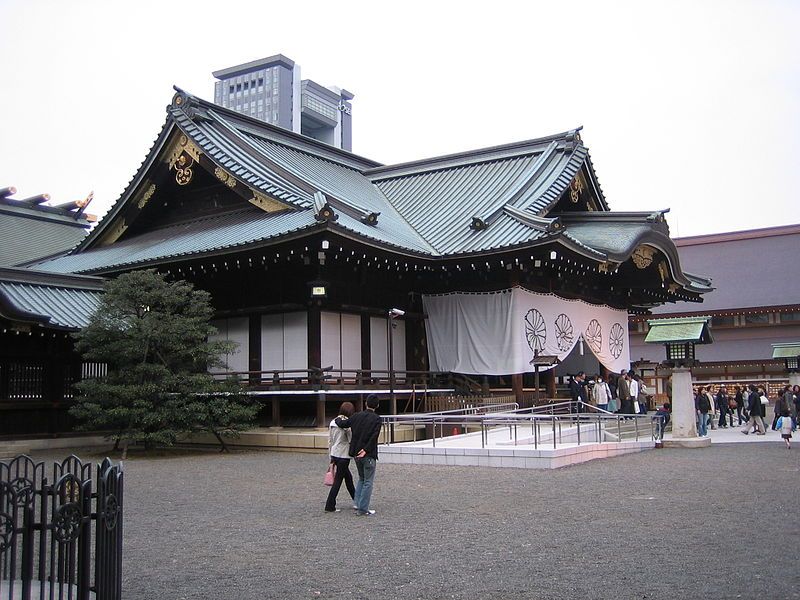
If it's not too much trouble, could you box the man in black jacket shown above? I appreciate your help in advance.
[740,384,766,435]
[336,394,382,516]
[569,372,587,412]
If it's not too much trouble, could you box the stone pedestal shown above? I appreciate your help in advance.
[664,367,710,448]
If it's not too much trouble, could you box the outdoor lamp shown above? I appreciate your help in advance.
[772,343,800,372]
[308,280,328,299]
[645,316,713,368]
[665,341,695,363]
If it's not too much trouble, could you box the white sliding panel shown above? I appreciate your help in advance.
[283,312,308,371]
[370,316,388,372]
[340,313,362,370]
[209,317,249,373]
[320,311,342,370]
[261,314,285,371]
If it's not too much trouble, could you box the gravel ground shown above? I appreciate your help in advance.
[25,443,800,600]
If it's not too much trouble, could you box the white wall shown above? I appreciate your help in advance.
[261,312,308,372]
[370,316,406,373]
[209,317,249,373]
[321,311,362,371]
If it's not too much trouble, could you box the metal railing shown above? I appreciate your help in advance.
[0,454,123,600]
[381,400,665,449]
[381,402,519,444]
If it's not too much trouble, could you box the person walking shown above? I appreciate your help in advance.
[325,402,356,513]
[696,387,711,437]
[336,394,382,516]
[615,370,628,414]
[716,386,731,428]
[705,387,717,430]
[629,373,640,415]
[778,386,795,449]
[771,389,782,431]
[741,384,766,435]
[733,386,746,425]
[635,374,649,414]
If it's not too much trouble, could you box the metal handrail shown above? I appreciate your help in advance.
[382,404,663,449]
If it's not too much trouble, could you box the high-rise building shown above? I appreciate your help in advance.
[212,54,353,151]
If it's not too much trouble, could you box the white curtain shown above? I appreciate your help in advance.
[423,288,630,375]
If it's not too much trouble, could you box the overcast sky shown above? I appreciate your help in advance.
[1,0,798,237]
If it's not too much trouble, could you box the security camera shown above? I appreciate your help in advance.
[389,308,405,318]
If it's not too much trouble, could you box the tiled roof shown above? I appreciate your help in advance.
[0,199,91,267]
[0,268,104,330]
[28,89,708,300]
[36,207,319,274]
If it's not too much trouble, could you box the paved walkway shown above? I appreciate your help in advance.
[671,420,790,443]
[19,439,800,600]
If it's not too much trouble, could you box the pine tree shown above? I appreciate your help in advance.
[71,269,258,452]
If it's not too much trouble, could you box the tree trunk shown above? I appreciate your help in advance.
[212,430,229,453]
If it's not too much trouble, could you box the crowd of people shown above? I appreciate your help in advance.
[695,383,798,448]
[568,369,654,416]
[568,371,798,447]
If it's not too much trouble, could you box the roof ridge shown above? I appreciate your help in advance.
[365,128,582,180]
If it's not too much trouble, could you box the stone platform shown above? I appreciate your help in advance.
[378,423,654,469]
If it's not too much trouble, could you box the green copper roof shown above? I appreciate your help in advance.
[644,316,713,344]
[772,343,800,359]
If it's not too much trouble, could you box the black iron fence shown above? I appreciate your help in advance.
[0,454,123,600]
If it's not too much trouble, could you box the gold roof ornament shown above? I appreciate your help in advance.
[631,245,655,269]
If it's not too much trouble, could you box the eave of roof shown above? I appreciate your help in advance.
[0,267,105,330]
[0,267,106,290]
[772,343,800,359]
[644,316,714,344]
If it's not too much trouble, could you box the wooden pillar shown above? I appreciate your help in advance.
[308,306,321,372]
[308,306,324,427]
[271,398,282,427]
[545,369,557,398]
[360,314,371,383]
[316,392,327,428]
[511,373,524,406]
[248,315,261,386]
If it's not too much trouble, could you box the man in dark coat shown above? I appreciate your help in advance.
[569,372,588,412]
[741,384,765,435]
[336,394,383,516]
[617,370,633,415]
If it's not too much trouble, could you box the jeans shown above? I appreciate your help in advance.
[354,456,377,513]
[718,407,734,427]
[697,412,708,436]
[325,456,355,511]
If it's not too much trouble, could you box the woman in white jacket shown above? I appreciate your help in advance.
[324,402,356,512]
[591,375,612,412]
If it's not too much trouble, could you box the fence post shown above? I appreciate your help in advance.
[78,479,92,600]
[21,500,34,600]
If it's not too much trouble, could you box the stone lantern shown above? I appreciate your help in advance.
[772,342,800,388]
[645,316,713,447]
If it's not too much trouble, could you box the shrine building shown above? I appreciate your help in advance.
[0,88,711,433]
